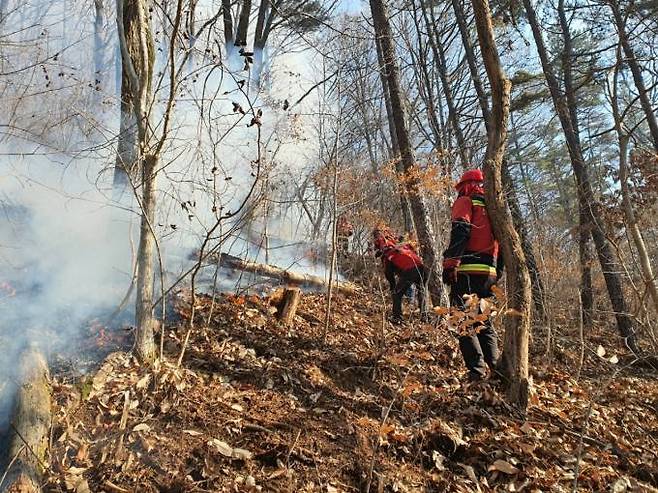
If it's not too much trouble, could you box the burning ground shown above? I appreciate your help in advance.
[42,288,658,492]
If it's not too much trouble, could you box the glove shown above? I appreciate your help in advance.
[442,258,460,285]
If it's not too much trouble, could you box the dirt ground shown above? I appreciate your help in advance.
[45,288,658,492]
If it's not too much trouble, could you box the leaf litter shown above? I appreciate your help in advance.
[45,288,658,492]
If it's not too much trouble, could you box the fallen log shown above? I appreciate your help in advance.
[217,253,361,294]
[1,347,51,493]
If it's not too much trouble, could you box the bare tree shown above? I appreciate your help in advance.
[471,0,532,409]
[608,0,658,152]
[522,0,639,354]
[557,0,594,329]
[369,0,444,305]
[114,0,154,199]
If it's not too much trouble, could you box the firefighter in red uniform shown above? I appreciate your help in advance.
[337,215,354,257]
[442,169,504,381]
[373,226,428,322]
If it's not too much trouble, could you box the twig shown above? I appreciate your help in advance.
[8,423,48,472]
[571,400,593,493]
[286,429,302,468]
[575,294,585,382]
[0,444,26,486]
[364,394,396,493]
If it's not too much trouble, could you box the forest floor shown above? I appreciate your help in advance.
[44,286,658,492]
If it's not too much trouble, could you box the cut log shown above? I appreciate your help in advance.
[276,287,301,325]
[1,347,51,493]
[217,253,360,294]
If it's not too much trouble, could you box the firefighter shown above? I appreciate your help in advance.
[337,215,354,257]
[373,226,428,323]
[442,169,504,382]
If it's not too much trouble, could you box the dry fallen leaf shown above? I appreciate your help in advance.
[489,459,520,475]
[183,429,203,436]
[433,306,449,315]
[132,423,150,433]
[232,448,253,460]
[520,422,533,434]
[208,438,234,457]
[597,345,606,357]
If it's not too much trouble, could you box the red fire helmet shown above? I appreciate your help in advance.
[455,169,484,190]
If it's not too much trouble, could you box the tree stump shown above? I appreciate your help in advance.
[1,347,51,493]
[276,287,301,325]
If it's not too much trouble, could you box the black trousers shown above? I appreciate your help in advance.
[393,266,428,318]
[450,274,499,377]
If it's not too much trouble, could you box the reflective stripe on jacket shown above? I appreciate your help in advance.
[444,193,500,276]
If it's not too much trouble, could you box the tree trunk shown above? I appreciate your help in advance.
[93,0,105,94]
[0,0,8,26]
[187,0,198,67]
[420,0,469,169]
[235,0,251,47]
[611,54,658,324]
[277,287,301,325]
[471,0,531,410]
[619,140,658,315]
[373,28,415,234]
[502,163,546,321]
[523,0,639,354]
[578,205,594,330]
[369,0,443,305]
[557,0,594,330]
[214,253,361,293]
[114,0,146,199]
[117,0,158,364]
[451,0,489,131]
[252,0,269,83]
[134,155,158,364]
[254,0,268,47]
[610,0,658,152]
[453,0,546,321]
[222,0,234,49]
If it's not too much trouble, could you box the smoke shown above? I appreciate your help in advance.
[0,0,334,346]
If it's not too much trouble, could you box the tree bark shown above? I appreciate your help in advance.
[116,0,158,364]
[222,0,234,48]
[557,0,594,330]
[277,287,301,325]
[252,0,269,82]
[471,0,531,409]
[235,0,251,47]
[420,0,469,169]
[254,0,268,48]
[609,0,658,152]
[502,162,547,321]
[93,0,105,93]
[134,155,158,364]
[523,0,639,354]
[1,348,51,493]
[611,51,658,324]
[369,0,443,305]
[373,29,414,234]
[451,0,489,131]
[453,0,546,321]
[114,0,148,199]
[216,253,361,293]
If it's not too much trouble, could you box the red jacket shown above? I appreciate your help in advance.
[443,191,502,277]
[374,236,423,272]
